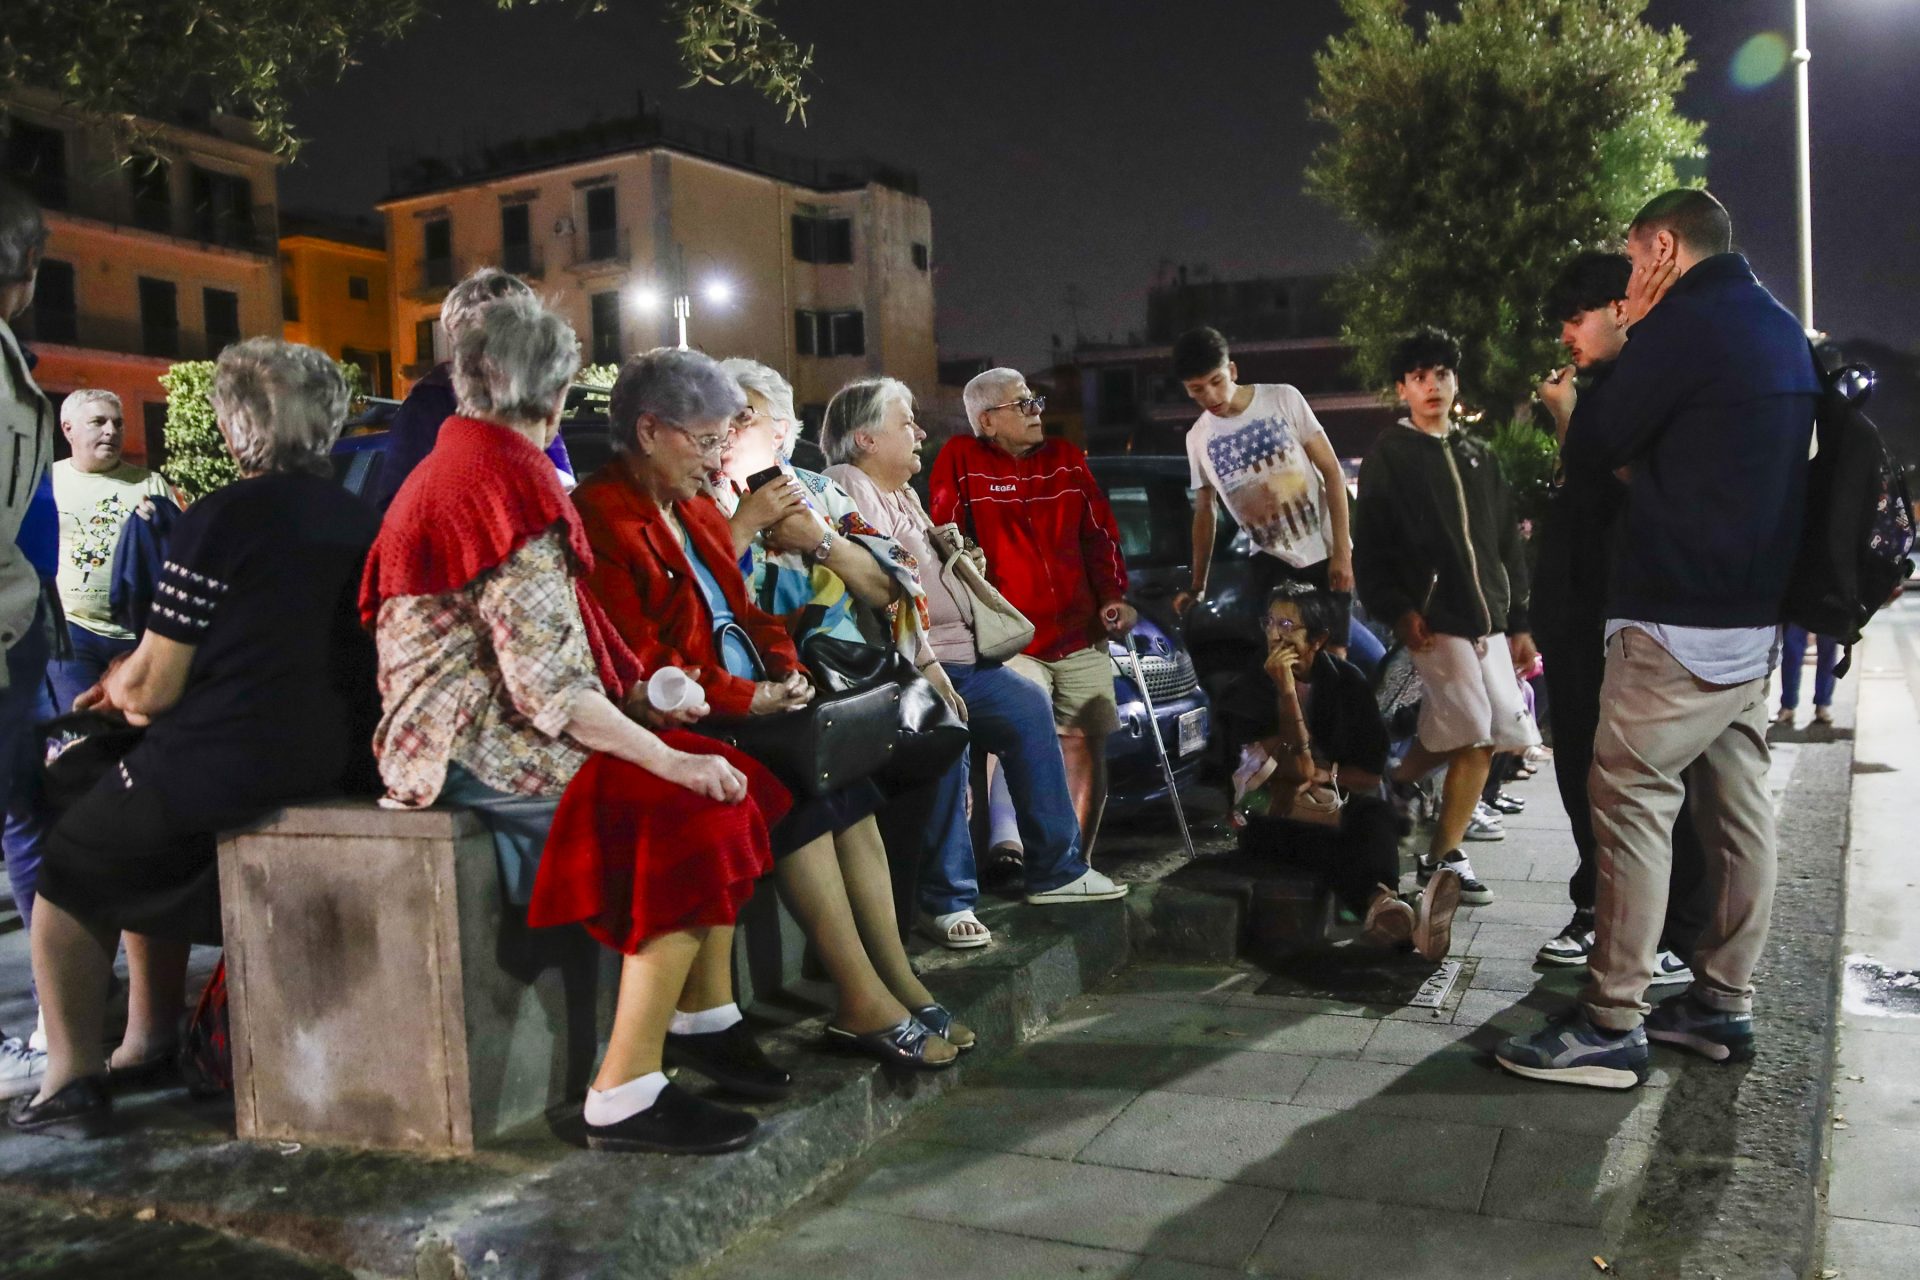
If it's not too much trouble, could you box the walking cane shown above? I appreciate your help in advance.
[1124,632,1198,861]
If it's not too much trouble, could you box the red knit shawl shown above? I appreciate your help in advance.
[359,415,641,698]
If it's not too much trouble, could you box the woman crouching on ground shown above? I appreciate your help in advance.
[1225,582,1462,963]
[362,296,791,1154]
[10,340,382,1136]
[573,349,966,1070]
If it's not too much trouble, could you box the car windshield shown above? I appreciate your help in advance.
[1093,462,1244,570]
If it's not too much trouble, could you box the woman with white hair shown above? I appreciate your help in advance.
[10,339,381,1137]
[365,300,793,1154]
[372,266,574,509]
[823,378,1126,947]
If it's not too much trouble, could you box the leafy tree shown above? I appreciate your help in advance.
[3,0,811,158]
[159,356,365,501]
[1307,0,1704,414]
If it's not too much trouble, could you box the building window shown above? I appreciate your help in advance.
[143,403,169,470]
[341,346,389,398]
[348,275,370,302]
[415,317,440,366]
[590,291,622,366]
[189,167,256,250]
[138,278,180,358]
[911,242,929,272]
[791,215,853,265]
[203,288,240,355]
[29,259,77,345]
[1098,367,1137,427]
[4,120,68,209]
[584,187,619,262]
[129,154,171,232]
[794,309,865,358]
[500,204,534,275]
[281,254,299,322]
[422,218,453,288]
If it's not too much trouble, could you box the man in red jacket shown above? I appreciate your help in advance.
[931,367,1137,855]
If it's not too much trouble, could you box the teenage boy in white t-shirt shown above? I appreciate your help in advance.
[1170,327,1353,656]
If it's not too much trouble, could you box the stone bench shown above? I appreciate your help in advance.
[217,800,622,1155]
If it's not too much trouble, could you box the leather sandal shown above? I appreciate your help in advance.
[822,1016,955,1070]
[911,1004,976,1052]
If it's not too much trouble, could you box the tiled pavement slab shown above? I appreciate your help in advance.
[700,758,1684,1278]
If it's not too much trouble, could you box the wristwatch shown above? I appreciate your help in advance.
[808,527,837,563]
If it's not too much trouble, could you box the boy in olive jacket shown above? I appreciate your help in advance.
[1353,328,1539,906]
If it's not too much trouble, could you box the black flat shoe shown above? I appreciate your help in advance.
[106,1047,180,1092]
[665,1022,792,1100]
[823,1016,955,1071]
[7,1076,111,1138]
[584,1081,758,1155]
[910,1004,975,1053]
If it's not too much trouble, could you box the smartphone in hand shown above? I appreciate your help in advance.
[746,465,786,492]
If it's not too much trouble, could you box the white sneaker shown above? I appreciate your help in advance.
[1026,869,1130,904]
[0,1035,47,1100]
[1649,950,1695,985]
[1465,804,1506,842]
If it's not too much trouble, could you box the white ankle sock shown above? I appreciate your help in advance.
[584,1071,668,1126]
[670,1002,743,1036]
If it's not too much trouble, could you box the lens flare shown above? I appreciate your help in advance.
[1731,32,1791,90]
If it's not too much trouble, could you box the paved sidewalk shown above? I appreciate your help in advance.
[699,750,1805,1279]
[1822,603,1920,1278]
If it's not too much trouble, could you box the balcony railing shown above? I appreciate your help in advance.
[569,227,630,270]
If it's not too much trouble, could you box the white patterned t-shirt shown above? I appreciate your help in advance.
[1185,383,1330,568]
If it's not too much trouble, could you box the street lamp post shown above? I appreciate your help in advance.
[673,294,691,350]
[1791,0,1815,333]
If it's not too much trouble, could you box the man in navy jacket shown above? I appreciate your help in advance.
[1498,189,1818,1090]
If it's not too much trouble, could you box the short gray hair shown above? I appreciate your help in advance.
[608,347,746,455]
[211,339,348,477]
[718,357,798,460]
[59,389,123,427]
[452,293,581,428]
[821,377,913,468]
[962,367,1025,436]
[441,266,533,343]
[0,179,47,284]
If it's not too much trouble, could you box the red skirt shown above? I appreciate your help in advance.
[527,732,792,953]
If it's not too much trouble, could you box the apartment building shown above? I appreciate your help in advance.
[281,216,392,397]
[2,87,281,464]
[378,110,936,422]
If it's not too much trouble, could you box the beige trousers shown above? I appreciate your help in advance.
[1583,627,1775,1031]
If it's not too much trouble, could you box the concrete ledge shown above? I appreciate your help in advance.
[1614,679,1854,1279]
[0,889,1135,1279]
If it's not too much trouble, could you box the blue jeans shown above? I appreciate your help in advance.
[0,603,54,929]
[49,623,136,715]
[1779,625,1839,710]
[937,661,1089,908]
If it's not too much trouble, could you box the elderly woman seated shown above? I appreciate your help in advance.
[573,349,967,1069]
[363,297,792,1155]
[821,377,1127,934]
[9,340,382,1137]
[712,360,1012,950]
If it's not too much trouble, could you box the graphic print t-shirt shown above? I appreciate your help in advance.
[1186,383,1330,568]
[53,459,175,637]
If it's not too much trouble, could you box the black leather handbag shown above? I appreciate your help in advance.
[799,633,969,787]
[697,623,902,798]
[39,711,146,810]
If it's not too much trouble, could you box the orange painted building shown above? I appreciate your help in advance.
[280,218,392,397]
[1,87,282,465]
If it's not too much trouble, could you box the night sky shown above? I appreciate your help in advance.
[280,0,1920,371]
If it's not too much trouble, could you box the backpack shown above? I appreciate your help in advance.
[1781,357,1915,673]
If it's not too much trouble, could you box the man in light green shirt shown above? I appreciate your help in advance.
[50,390,174,711]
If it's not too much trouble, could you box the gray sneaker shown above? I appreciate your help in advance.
[0,1036,48,1101]
[1645,992,1755,1062]
[1495,1011,1650,1090]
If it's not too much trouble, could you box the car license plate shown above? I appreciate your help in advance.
[1177,707,1206,757]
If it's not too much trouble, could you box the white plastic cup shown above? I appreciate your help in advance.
[647,667,707,715]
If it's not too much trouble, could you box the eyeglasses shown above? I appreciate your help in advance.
[1261,615,1307,636]
[986,395,1046,416]
[671,422,730,458]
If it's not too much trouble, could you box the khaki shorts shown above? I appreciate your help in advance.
[1006,646,1120,738]
[1409,632,1542,755]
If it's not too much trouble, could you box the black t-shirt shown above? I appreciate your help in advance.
[134,470,380,820]
[1221,650,1390,777]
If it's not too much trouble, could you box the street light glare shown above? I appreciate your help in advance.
[704,280,733,305]
[629,285,662,312]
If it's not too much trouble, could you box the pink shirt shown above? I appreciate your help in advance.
[826,464,977,665]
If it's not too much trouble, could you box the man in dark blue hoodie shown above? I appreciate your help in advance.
[1498,190,1818,1090]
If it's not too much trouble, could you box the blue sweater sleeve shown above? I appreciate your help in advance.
[1562,306,1710,479]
